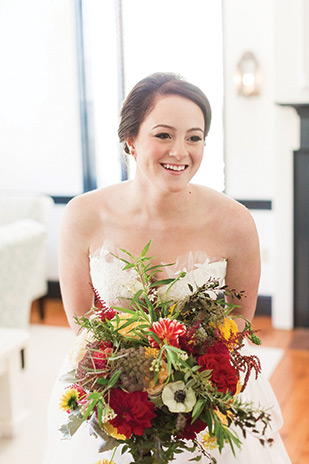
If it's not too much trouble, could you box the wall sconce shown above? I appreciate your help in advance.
[234,52,262,97]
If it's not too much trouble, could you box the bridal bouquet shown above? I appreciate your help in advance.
[59,242,272,463]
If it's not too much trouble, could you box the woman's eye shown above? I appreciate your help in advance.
[155,133,171,139]
[189,135,202,142]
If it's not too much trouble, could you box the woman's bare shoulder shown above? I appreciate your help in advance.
[196,185,257,239]
[65,183,126,216]
[61,183,127,236]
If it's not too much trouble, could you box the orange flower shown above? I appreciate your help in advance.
[148,318,186,348]
[111,312,144,338]
[146,360,169,395]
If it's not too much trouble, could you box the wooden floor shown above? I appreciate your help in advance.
[31,299,309,463]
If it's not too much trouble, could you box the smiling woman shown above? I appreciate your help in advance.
[43,72,292,463]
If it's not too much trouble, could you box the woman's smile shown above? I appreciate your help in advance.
[161,163,189,173]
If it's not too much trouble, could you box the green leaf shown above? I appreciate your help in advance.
[148,331,161,345]
[59,412,84,438]
[146,264,166,272]
[108,370,121,388]
[59,369,77,383]
[109,253,130,265]
[191,399,205,422]
[150,278,176,287]
[131,289,144,304]
[141,240,152,257]
[122,263,136,270]
[96,400,104,427]
[96,378,110,386]
[83,397,99,420]
[119,248,136,260]
[204,409,214,433]
[111,306,136,315]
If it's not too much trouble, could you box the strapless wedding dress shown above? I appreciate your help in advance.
[43,241,291,463]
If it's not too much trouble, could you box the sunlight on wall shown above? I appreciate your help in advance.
[84,0,224,191]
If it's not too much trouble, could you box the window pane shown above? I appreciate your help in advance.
[84,0,224,191]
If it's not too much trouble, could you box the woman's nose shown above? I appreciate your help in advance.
[168,139,187,160]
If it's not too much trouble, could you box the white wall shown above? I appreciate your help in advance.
[223,0,309,328]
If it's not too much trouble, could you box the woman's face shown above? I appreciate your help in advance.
[128,95,205,194]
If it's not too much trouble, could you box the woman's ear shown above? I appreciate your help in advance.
[126,138,137,158]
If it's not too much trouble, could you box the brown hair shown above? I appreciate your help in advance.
[118,72,212,154]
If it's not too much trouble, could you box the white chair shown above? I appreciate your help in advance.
[0,193,54,329]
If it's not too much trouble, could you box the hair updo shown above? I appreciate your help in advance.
[118,72,212,154]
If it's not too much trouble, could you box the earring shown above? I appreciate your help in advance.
[129,143,137,157]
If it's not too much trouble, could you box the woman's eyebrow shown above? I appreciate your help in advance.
[187,127,204,133]
[152,124,176,130]
[152,124,204,133]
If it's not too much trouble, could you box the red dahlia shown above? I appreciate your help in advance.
[205,341,230,358]
[198,353,238,395]
[109,389,156,438]
[149,318,186,348]
[177,416,207,440]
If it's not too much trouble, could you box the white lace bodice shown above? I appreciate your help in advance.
[89,240,227,306]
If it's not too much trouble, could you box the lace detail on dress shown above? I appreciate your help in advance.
[89,240,227,307]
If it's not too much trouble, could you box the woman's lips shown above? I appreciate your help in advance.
[161,163,188,172]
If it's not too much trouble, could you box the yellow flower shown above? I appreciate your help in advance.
[218,317,238,341]
[59,387,80,412]
[201,431,219,450]
[210,317,238,350]
[145,347,159,358]
[214,409,229,426]
[111,312,145,338]
[235,380,242,396]
[93,459,116,464]
[103,421,127,440]
[168,304,176,317]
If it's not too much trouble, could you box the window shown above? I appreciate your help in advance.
[82,0,224,191]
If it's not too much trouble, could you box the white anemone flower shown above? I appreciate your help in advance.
[162,380,196,413]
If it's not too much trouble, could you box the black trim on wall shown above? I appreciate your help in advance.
[51,196,273,210]
[236,200,272,210]
[52,196,74,205]
[47,280,271,316]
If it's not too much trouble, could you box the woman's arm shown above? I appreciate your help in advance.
[58,196,94,334]
[224,205,261,330]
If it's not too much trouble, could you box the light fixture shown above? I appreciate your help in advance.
[234,52,262,97]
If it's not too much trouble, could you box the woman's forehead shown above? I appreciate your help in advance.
[143,94,204,127]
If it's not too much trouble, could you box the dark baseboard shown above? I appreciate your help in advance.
[47,280,272,317]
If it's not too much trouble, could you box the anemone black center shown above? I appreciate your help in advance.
[174,390,186,403]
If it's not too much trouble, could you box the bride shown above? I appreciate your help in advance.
[44,73,291,463]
